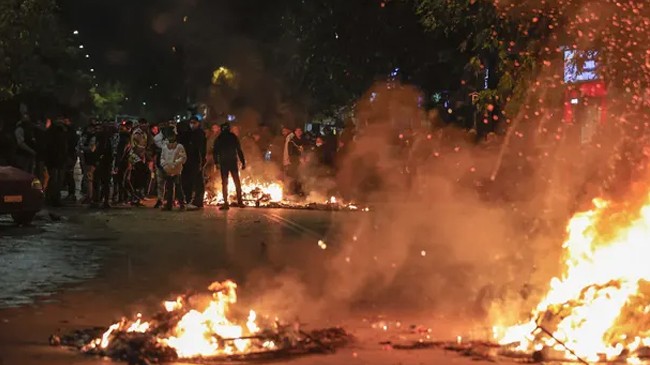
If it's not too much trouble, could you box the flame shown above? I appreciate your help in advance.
[87,280,276,359]
[496,197,650,362]
[205,176,284,206]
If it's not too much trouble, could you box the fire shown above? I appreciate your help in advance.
[496,197,650,363]
[85,280,276,359]
[205,177,284,206]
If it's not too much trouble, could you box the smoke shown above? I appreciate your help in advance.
[150,0,650,337]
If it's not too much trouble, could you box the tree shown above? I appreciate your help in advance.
[0,0,91,119]
[90,82,125,119]
[280,0,462,116]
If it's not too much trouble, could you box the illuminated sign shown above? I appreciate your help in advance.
[564,50,599,83]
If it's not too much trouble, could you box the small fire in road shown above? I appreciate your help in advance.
[54,280,351,363]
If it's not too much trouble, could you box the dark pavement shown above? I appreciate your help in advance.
[0,205,489,365]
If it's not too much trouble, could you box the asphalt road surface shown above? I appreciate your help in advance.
[0,205,504,365]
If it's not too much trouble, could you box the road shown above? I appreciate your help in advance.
[0,205,508,365]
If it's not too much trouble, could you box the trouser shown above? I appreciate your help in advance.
[181,168,193,204]
[113,164,128,202]
[284,162,302,195]
[64,159,76,196]
[86,165,96,202]
[186,166,205,206]
[93,165,112,204]
[35,160,48,189]
[128,161,147,201]
[46,167,64,206]
[220,163,242,205]
[164,175,185,208]
[156,166,165,201]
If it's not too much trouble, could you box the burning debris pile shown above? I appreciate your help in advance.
[204,176,368,211]
[493,196,650,364]
[50,280,351,363]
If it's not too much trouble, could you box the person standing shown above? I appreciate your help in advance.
[14,113,36,173]
[213,122,246,210]
[44,119,68,207]
[185,117,207,209]
[92,126,114,209]
[160,133,187,211]
[128,121,148,206]
[112,121,132,204]
[33,119,50,189]
[62,118,79,202]
[150,123,166,208]
[80,123,99,204]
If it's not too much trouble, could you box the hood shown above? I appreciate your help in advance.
[0,166,35,182]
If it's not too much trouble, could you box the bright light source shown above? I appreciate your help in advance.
[571,98,580,105]
[73,30,79,35]
[90,68,94,72]
[85,54,90,58]
[79,44,84,49]
[227,115,236,122]
[142,102,147,106]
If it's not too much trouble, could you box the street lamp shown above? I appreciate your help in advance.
[73,30,79,35]
[79,44,84,49]
[90,68,95,72]
[85,54,90,58]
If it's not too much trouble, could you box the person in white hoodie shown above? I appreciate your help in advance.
[160,133,187,211]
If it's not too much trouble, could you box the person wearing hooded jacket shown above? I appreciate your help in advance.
[160,133,187,211]
[213,122,245,210]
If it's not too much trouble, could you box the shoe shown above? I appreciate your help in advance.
[186,204,201,211]
[219,204,230,211]
[237,201,246,208]
[153,200,163,209]
[162,205,172,211]
[64,194,77,202]
[179,205,186,211]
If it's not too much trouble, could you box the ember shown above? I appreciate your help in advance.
[52,280,351,363]
[493,196,650,363]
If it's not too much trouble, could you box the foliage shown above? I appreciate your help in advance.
[90,82,125,118]
[280,0,462,116]
[0,0,90,109]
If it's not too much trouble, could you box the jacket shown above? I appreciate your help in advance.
[213,131,245,166]
[45,124,68,169]
[161,142,187,176]
[186,128,207,168]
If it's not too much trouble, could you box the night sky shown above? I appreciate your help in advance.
[59,0,286,117]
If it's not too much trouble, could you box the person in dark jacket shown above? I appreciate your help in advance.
[45,119,69,207]
[62,118,79,202]
[213,122,246,210]
[33,119,49,189]
[184,117,207,208]
[112,121,131,204]
[91,127,114,209]
[14,114,36,173]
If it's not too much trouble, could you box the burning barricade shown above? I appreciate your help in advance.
[51,280,351,363]
[204,176,368,211]
[491,196,650,364]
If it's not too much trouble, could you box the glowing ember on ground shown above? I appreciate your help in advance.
[494,196,650,363]
[53,280,351,363]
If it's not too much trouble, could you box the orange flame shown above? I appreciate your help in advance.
[495,197,650,362]
[86,280,276,358]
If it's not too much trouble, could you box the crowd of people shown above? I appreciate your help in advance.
[0,114,353,211]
